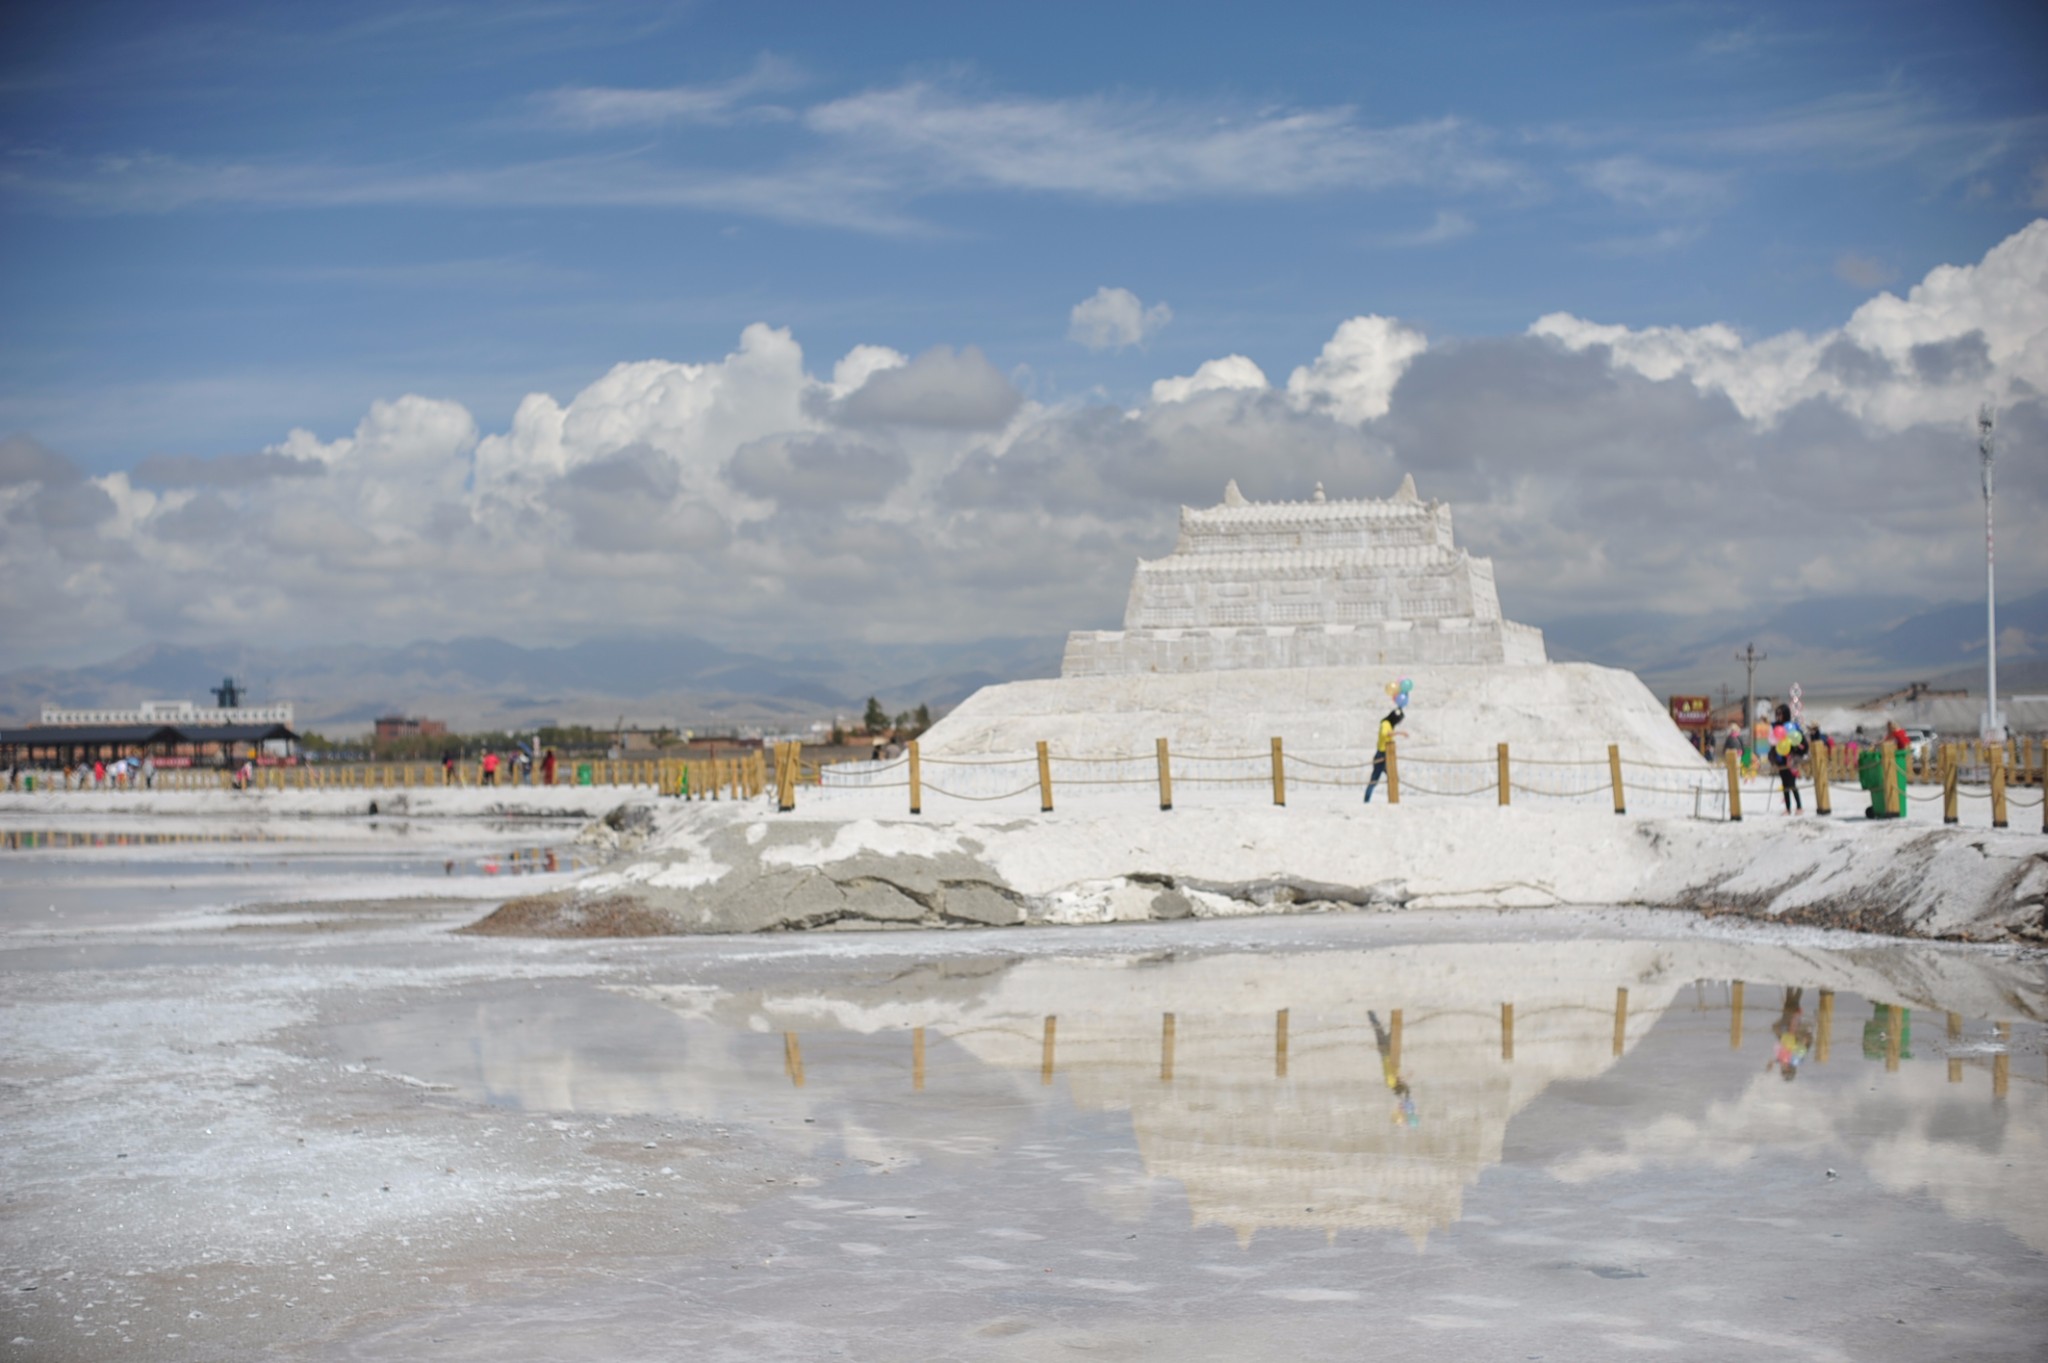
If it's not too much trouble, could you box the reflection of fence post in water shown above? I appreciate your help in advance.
[1995,1022,2011,1101]
[1390,1009,1403,1070]
[1885,1005,1902,1073]
[1730,981,1744,1049]
[1817,990,1833,1063]
[1613,987,1629,1057]
[1041,1015,1057,1085]
[1275,1007,1289,1079]
[1500,1002,1514,1061]
[783,1032,805,1088]
[913,1026,926,1092]
[1160,1012,1176,1083]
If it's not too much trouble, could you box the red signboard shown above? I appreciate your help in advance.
[1669,695,1712,728]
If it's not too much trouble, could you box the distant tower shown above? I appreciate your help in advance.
[212,676,244,710]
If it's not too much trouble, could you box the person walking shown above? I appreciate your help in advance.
[1363,709,1404,803]
[1768,703,1806,813]
[481,750,500,787]
[541,748,557,786]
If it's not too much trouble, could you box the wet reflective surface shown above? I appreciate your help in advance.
[3,822,2045,1362]
[314,936,2048,1361]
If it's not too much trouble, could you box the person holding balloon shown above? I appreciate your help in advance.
[1767,702,1809,813]
[1364,678,1412,803]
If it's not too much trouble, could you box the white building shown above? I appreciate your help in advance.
[38,699,295,728]
[1062,476,1547,676]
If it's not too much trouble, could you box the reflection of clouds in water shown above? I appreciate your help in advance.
[343,937,2046,1251]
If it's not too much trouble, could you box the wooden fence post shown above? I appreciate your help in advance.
[1608,744,1625,815]
[1497,743,1510,806]
[1942,745,1959,824]
[908,740,922,815]
[1386,737,1400,804]
[1275,1007,1289,1079]
[1041,1015,1057,1085]
[1156,737,1173,811]
[1724,750,1742,822]
[1036,741,1053,813]
[1878,739,1898,817]
[1613,986,1629,1057]
[776,742,796,812]
[1500,1002,1515,1061]
[1990,743,2009,829]
[1813,742,1832,816]
[1270,737,1285,807]
[1160,1012,1176,1083]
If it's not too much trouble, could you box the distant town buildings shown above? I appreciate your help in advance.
[39,698,295,727]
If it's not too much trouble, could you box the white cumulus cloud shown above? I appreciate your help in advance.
[1285,315,1429,422]
[1531,218,2048,430]
[1150,356,1270,405]
[1069,287,1173,350]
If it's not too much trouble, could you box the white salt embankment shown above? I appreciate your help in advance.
[478,662,2047,942]
[477,798,2048,943]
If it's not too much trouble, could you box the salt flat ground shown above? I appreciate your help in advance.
[2,810,2045,1363]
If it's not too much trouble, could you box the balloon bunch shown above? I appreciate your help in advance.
[1788,682,1805,724]
[1771,719,1806,757]
[1383,677,1414,710]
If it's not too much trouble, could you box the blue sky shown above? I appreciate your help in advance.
[1,0,2046,672]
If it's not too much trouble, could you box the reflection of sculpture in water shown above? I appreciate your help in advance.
[1768,987,1815,1081]
[1369,1010,1419,1126]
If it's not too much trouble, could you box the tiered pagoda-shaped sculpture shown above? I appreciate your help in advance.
[1062,475,1546,676]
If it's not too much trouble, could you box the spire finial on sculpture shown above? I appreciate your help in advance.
[1222,479,1248,507]
[1313,482,1326,503]
[1394,473,1419,503]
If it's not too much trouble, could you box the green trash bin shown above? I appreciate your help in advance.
[576,762,593,787]
[1856,748,1908,818]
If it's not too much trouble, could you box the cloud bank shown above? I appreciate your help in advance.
[3,223,2044,668]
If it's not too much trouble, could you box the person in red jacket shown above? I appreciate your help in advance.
[481,751,500,786]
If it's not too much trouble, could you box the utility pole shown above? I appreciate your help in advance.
[1736,643,1767,750]
[1979,406,2004,743]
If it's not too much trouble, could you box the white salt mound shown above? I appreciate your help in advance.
[920,663,1708,767]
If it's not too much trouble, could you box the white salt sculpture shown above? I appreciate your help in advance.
[1062,476,1546,676]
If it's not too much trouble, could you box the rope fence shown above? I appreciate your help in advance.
[792,734,2048,831]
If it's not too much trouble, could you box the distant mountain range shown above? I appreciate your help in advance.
[5,587,2040,734]
[0,634,1066,735]
[1539,587,2048,701]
